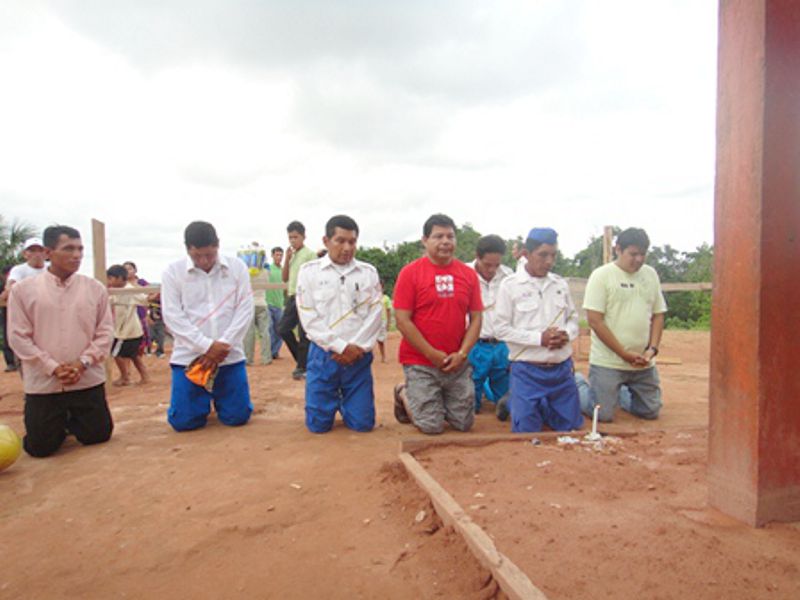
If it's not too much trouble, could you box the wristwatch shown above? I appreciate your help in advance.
[79,357,92,370]
[645,346,659,356]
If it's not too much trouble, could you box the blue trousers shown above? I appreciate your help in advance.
[468,340,510,411]
[268,305,283,358]
[168,361,252,431]
[509,359,583,433]
[305,343,375,433]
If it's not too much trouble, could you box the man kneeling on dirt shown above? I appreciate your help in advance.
[8,225,114,457]
[580,227,667,422]
[296,215,383,433]
[392,214,483,434]
[161,221,254,431]
[494,228,584,432]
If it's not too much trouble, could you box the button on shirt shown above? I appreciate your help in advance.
[161,255,254,367]
[296,256,383,354]
[471,261,513,339]
[494,270,579,364]
[8,271,113,394]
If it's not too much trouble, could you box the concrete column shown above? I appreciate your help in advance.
[710,0,800,526]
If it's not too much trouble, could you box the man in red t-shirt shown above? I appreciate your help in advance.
[393,214,483,434]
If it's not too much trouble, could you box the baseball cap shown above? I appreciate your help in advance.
[22,237,44,250]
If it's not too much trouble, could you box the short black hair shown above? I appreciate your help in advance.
[123,261,137,271]
[287,221,305,235]
[271,246,283,254]
[325,215,359,239]
[616,228,650,252]
[106,264,128,280]
[423,214,456,237]
[184,221,219,249]
[476,234,506,258]
[43,225,80,249]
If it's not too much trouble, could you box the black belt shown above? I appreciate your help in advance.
[479,337,501,344]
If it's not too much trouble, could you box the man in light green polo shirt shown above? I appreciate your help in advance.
[277,221,318,380]
[580,227,667,422]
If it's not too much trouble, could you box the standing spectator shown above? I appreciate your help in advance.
[494,228,583,433]
[278,221,317,380]
[123,261,151,354]
[8,225,114,457]
[392,214,483,435]
[161,221,253,432]
[266,246,285,360]
[1,237,47,373]
[581,228,667,422]
[147,291,166,358]
[1,265,18,371]
[107,265,150,386]
[239,242,272,366]
[468,234,514,414]
[296,215,382,433]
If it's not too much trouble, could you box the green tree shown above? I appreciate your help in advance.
[0,215,38,271]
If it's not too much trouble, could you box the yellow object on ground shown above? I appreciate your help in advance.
[0,424,22,472]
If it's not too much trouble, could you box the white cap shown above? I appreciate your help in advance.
[22,237,43,250]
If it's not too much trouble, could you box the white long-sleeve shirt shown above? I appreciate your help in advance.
[470,260,513,339]
[494,270,579,364]
[161,255,254,366]
[296,256,382,354]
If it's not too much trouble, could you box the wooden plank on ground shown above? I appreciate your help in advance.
[399,452,548,600]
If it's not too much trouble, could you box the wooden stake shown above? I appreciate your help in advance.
[602,226,613,264]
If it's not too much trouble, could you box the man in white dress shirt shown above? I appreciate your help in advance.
[468,235,514,415]
[296,215,382,433]
[161,221,254,431]
[494,228,583,432]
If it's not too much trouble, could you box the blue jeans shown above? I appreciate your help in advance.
[468,340,510,412]
[168,361,252,431]
[579,365,662,422]
[509,359,583,433]
[268,305,283,358]
[305,343,375,433]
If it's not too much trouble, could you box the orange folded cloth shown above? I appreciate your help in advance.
[184,358,218,392]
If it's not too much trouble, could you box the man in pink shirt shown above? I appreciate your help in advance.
[8,225,114,457]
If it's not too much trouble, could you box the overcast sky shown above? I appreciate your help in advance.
[0,0,718,279]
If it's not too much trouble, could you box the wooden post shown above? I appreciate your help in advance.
[602,226,613,264]
[710,0,800,526]
[91,219,107,285]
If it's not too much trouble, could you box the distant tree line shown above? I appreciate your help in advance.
[357,223,713,330]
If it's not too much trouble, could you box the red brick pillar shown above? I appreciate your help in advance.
[710,0,800,526]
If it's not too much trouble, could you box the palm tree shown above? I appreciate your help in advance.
[0,215,38,271]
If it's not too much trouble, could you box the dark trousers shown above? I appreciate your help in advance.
[24,384,113,457]
[150,320,166,355]
[277,295,309,370]
[0,307,16,368]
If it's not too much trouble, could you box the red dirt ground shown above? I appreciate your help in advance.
[1,330,784,599]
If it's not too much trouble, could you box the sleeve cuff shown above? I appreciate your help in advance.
[44,358,60,376]
[330,338,348,354]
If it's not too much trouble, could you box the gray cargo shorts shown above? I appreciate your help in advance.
[403,364,475,435]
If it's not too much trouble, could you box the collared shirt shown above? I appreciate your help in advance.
[8,270,113,394]
[515,255,528,273]
[110,283,147,339]
[470,260,513,339]
[266,264,285,309]
[287,246,317,296]
[161,255,254,366]
[296,255,382,354]
[494,270,579,364]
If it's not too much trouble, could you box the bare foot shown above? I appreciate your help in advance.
[139,378,151,385]
[113,378,132,387]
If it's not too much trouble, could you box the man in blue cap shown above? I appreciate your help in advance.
[494,228,584,432]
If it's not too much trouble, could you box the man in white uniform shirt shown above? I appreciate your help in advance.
[494,228,583,433]
[161,221,254,431]
[296,215,382,433]
[468,235,514,416]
